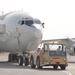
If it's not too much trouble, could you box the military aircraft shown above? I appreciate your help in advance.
[0,11,44,65]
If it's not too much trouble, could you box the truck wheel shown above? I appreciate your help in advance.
[60,66,66,70]
[36,57,42,69]
[24,58,29,66]
[53,65,58,69]
[30,56,35,68]
[18,56,23,66]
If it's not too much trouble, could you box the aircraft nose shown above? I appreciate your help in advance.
[34,30,42,38]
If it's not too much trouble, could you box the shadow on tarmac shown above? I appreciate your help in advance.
[0,61,66,71]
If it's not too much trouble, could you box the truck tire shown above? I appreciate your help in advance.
[30,56,35,68]
[53,65,58,69]
[36,57,42,69]
[60,66,66,70]
[24,58,29,66]
[18,56,23,66]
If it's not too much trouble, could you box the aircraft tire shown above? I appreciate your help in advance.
[24,58,29,66]
[18,56,23,66]
[30,56,36,68]
[8,54,12,62]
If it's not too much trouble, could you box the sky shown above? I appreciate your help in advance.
[0,0,75,40]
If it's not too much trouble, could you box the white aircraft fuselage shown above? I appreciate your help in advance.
[0,11,43,52]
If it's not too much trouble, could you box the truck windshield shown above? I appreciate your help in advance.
[49,44,66,56]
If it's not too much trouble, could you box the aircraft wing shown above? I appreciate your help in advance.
[42,38,75,49]
[42,38,68,44]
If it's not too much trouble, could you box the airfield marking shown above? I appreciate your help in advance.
[62,71,72,75]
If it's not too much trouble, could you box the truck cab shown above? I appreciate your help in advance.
[30,42,68,70]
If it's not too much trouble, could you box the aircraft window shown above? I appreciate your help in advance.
[21,20,24,25]
[25,20,34,26]
[34,19,41,24]
[18,20,34,26]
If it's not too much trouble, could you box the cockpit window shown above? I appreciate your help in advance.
[34,18,41,24]
[25,20,34,26]
[18,20,34,26]
[21,20,24,25]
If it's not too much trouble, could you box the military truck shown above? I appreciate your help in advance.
[30,41,68,70]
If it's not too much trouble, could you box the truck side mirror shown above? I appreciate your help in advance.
[44,44,48,52]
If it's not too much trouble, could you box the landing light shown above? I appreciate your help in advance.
[63,59,66,62]
[50,59,53,61]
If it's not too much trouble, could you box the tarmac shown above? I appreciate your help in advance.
[0,53,75,75]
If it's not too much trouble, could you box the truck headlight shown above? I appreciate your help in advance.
[50,59,53,61]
